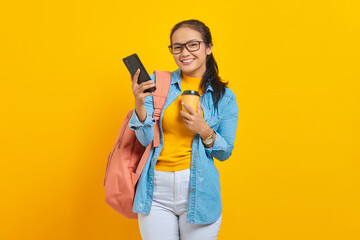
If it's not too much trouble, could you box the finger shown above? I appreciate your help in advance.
[180,110,191,120]
[183,118,190,125]
[131,69,140,87]
[132,68,141,84]
[181,102,196,115]
[137,80,154,91]
[131,68,140,82]
[139,91,154,98]
[140,79,154,85]
[134,80,153,93]
[140,82,155,93]
[139,80,155,87]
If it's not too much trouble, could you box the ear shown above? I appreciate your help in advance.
[206,43,213,55]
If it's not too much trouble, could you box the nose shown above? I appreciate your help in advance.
[180,45,191,57]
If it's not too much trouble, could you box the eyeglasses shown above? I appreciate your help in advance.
[168,40,204,54]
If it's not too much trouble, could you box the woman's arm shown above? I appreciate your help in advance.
[203,93,239,161]
[199,124,216,148]
[128,74,156,147]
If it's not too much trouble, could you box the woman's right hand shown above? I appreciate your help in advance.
[131,68,155,108]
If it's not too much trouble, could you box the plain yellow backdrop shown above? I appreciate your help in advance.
[1,0,359,239]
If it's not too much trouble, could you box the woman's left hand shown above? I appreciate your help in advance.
[180,101,207,134]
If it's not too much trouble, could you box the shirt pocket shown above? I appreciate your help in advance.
[207,115,222,130]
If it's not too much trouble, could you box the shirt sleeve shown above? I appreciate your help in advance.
[128,74,156,147]
[204,93,239,161]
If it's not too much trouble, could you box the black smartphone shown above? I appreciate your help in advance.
[122,53,156,93]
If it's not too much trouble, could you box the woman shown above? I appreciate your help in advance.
[129,19,239,240]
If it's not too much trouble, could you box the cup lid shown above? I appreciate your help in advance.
[181,90,200,97]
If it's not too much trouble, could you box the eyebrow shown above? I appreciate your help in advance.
[173,39,199,44]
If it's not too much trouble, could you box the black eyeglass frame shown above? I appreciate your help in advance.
[168,40,205,54]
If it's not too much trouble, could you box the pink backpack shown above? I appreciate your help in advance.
[104,70,171,219]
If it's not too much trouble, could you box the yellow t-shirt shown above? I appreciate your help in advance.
[154,72,204,172]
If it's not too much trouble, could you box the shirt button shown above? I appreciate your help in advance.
[151,180,154,184]
[192,163,194,166]
[195,140,197,143]
[153,156,156,159]
[191,188,193,192]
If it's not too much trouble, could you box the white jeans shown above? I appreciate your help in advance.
[138,168,222,240]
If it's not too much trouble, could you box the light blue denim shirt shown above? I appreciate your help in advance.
[128,68,239,224]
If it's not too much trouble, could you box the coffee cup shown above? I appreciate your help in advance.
[181,90,200,114]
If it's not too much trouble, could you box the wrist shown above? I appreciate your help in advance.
[202,129,215,146]
[200,123,213,141]
[135,105,146,123]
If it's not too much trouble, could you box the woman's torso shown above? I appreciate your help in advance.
[130,68,238,224]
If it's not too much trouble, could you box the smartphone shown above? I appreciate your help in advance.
[122,53,156,93]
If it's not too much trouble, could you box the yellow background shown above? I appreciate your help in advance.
[1,0,359,239]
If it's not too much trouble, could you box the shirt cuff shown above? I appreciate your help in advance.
[128,110,156,130]
[204,131,228,157]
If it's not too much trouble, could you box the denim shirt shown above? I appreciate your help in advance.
[128,68,239,224]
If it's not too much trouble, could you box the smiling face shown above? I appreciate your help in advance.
[171,27,213,78]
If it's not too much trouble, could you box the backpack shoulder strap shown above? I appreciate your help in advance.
[152,70,171,147]
[133,70,171,178]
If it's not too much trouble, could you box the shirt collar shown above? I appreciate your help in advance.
[171,68,214,92]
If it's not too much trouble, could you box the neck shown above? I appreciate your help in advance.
[181,71,203,79]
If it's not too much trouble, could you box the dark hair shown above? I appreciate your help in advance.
[170,19,228,112]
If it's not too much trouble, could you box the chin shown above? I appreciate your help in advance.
[180,65,197,72]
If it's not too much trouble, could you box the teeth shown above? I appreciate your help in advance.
[182,59,194,63]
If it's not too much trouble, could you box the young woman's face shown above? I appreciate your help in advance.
[171,27,212,78]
